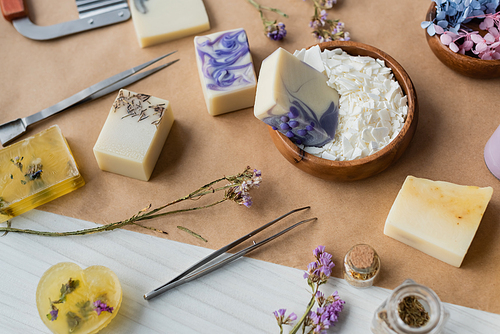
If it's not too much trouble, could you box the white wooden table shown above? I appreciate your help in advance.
[1,210,499,333]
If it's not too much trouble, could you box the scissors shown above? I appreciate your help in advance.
[0,51,179,146]
[144,207,316,300]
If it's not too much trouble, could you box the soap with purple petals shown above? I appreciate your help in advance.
[254,47,340,147]
[194,28,257,116]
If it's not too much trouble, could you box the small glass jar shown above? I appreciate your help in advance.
[343,244,380,288]
[371,279,449,334]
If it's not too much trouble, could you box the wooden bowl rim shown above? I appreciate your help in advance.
[425,2,500,66]
[270,40,417,168]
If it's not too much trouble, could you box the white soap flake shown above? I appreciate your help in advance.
[296,49,408,161]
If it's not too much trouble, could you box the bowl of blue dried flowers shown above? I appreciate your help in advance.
[268,41,418,182]
[423,1,500,78]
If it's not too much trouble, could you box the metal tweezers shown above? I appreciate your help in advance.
[144,207,316,300]
[0,51,179,146]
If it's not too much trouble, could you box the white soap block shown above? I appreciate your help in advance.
[303,45,325,73]
[130,0,210,48]
[194,28,257,116]
[384,176,493,267]
[93,89,174,181]
[254,47,339,147]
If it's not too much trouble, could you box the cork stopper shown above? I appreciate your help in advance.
[349,244,375,269]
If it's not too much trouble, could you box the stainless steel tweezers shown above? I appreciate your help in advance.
[0,51,179,146]
[143,207,316,300]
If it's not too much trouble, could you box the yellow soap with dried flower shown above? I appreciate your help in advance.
[36,262,122,334]
[0,125,85,223]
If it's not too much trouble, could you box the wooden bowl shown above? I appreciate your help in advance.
[268,41,418,181]
[425,3,500,79]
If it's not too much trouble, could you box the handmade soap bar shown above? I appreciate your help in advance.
[194,28,257,116]
[36,262,122,334]
[130,0,210,47]
[254,47,340,147]
[0,125,84,224]
[384,176,493,267]
[93,89,174,181]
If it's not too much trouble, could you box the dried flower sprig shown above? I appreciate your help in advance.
[422,0,500,59]
[246,0,288,40]
[0,167,262,240]
[275,246,345,334]
[306,0,350,42]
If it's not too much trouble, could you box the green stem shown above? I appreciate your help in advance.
[0,198,228,237]
[289,294,316,334]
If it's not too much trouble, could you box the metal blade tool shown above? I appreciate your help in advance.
[0,0,130,40]
[0,52,179,146]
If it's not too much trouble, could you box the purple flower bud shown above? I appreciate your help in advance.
[288,106,299,118]
[271,126,278,130]
[289,120,299,128]
[306,125,314,131]
[297,129,307,136]
[286,131,295,138]
[281,116,290,122]
[280,123,291,130]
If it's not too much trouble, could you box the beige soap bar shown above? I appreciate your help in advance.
[93,89,174,181]
[194,28,257,116]
[130,0,210,48]
[384,176,493,267]
[254,47,340,147]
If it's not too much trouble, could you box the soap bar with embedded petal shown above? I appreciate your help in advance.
[93,89,174,181]
[36,262,122,334]
[254,47,340,147]
[0,125,85,224]
[194,28,257,116]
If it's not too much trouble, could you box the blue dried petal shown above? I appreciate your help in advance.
[436,10,447,20]
[438,20,449,28]
[427,24,437,36]
[471,0,481,9]
[447,7,458,16]
[421,21,432,29]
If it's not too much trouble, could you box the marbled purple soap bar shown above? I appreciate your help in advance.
[194,28,257,116]
[254,48,339,147]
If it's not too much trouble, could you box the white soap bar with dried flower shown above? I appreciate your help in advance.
[93,89,174,181]
[295,47,407,161]
[384,176,493,267]
[194,28,257,116]
[130,0,210,47]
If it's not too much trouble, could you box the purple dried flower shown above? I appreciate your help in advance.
[267,22,287,41]
[47,308,58,321]
[313,245,325,258]
[93,300,114,316]
[273,308,297,328]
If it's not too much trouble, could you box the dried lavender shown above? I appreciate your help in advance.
[246,0,288,40]
[275,246,345,334]
[306,0,350,42]
[0,167,262,241]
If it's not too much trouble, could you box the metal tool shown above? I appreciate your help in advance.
[143,207,316,300]
[0,51,179,146]
[133,0,148,14]
[0,0,130,40]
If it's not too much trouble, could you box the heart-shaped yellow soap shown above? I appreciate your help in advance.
[36,262,122,334]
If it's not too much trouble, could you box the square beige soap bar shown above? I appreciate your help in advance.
[130,0,210,47]
[384,176,493,267]
[194,28,257,116]
[93,89,174,181]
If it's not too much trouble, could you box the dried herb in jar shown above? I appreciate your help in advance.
[398,295,430,328]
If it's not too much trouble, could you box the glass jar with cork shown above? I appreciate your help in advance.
[371,279,449,334]
[343,243,380,288]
